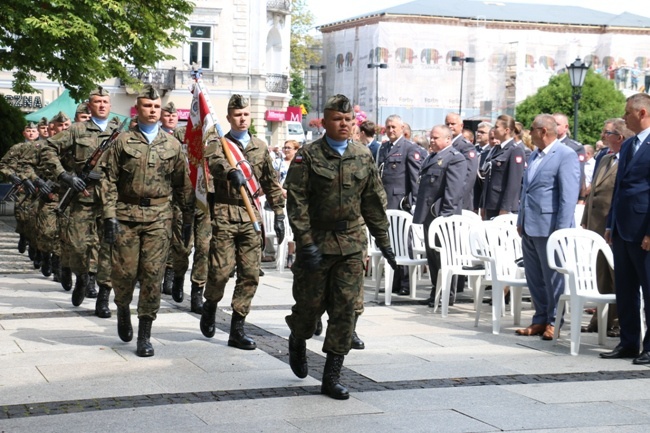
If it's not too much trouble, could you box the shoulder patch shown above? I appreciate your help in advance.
[294,155,303,164]
[414,152,420,160]
[515,156,523,164]
[578,154,585,162]
[468,150,476,159]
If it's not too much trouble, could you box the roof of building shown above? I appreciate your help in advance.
[319,0,650,29]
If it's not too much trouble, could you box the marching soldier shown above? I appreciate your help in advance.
[100,85,193,357]
[200,94,285,350]
[285,94,396,400]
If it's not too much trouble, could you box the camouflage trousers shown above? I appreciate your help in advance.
[95,218,113,288]
[57,209,71,268]
[285,250,364,356]
[205,219,261,317]
[35,200,59,255]
[61,201,100,276]
[166,203,190,274]
[112,219,171,320]
[14,194,38,244]
[190,206,211,286]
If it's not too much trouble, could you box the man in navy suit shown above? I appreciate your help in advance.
[601,93,650,364]
[359,120,380,161]
[516,114,580,340]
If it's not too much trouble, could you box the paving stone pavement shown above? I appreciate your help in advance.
[1,215,650,432]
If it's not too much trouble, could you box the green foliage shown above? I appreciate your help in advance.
[290,0,320,72]
[0,0,194,100]
[0,97,26,160]
[516,71,627,144]
[288,71,312,112]
[249,118,257,136]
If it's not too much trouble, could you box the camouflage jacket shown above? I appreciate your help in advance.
[284,136,390,255]
[206,132,284,222]
[42,118,121,204]
[0,141,32,179]
[100,127,193,223]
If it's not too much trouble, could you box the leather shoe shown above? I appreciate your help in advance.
[633,351,650,365]
[607,326,620,338]
[515,323,546,336]
[542,324,555,341]
[599,345,640,359]
[581,324,597,333]
[398,287,410,296]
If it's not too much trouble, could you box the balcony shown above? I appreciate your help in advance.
[119,68,176,92]
[265,73,289,93]
[267,0,291,14]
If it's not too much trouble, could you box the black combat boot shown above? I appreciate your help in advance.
[321,353,349,400]
[86,272,98,298]
[71,273,88,307]
[61,267,73,291]
[200,299,217,338]
[18,234,27,253]
[117,305,133,342]
[190,282,203,314]
[351,314,365,350]
[28,244,36,261]
[33,250,42,269]
[288,333,308,378]
[161,267,174,295]
[136,318,154,357]
[51,255,61,282]
[172,274,184,303]
[40,252,52,277]
[228,311,256,350]
[313,318,323,336]
[95,284,112,318]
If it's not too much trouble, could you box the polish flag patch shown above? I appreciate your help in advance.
[469,151,476,159]
[414,152,420,160]
[578,154,585,162]
[294,155,303,163]
[515,156,523,164]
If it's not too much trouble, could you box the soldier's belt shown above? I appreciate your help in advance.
[311,218,363,232]
[117,195,169,207]
[213,197,246,206]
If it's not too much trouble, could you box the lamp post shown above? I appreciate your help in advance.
[566,57,590,142]
[368,62,388,123]
[309,65,326,127]
[451,55,475,115]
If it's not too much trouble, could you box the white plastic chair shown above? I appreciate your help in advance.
[374,210,427,306]
[491,213,518,226]
[547,228,616,356]
[428,215,484,317]
[574,204,585,228]
[275,212,293,272]
[366,227,384,280]
[470,221,529,334]
[411,223,427,280]
[462,210,482,222]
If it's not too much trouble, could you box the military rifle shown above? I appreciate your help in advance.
[1,181,22,203]
[56,118,129,215]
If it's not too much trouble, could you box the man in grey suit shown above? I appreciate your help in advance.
[414,125,467,308]
[516,114,580,340]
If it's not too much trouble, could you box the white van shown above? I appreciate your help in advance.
[286,121,306,145]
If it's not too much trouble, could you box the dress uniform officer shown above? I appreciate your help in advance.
[285,94,397,400]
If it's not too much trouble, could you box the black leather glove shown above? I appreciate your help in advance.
[35,178,51,196]
[300,243,322,271]
[59,172,86,192]
[9,174,22,186]
[22,179,36,196]
[227,169,247,189]
[182,223,192,248]
[274,213,285,244]
[103,218,119,245]
[379,245,397,270]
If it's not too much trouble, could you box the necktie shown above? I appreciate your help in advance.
[633,136,642,155]
[527,151,543,180]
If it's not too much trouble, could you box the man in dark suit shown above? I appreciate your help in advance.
[359,120,379,161]
[376,114,422,294]
[516,114,580,340]
[580,118,632,336]
[601,93,650,364]
[553,113,586,202]
[473,122,493,212]
[445,113,478,211]
[413,125,467,308]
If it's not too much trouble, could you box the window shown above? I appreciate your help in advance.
[188,25,212,70]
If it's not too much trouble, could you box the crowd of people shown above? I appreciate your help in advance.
[2,87,650,400]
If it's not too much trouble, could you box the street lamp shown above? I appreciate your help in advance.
[451,55,475,115]
[566,57,590,142]
[368,62,388,123]
[309,65,326,127]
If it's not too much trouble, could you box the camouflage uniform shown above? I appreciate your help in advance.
[284,136,390,356]
[100,124,193,320]
[204,131,284,315]
[0,141,36,241]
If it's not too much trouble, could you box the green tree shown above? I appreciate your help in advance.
[0,97,27,160]
[290,0,320,72]
[516,71,626,144]
[0,0,194,101]
[288,71,311,112]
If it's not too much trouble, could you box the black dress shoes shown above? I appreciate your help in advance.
[398,287,410,296]
[633,351,650,365]
[599,345,639,359]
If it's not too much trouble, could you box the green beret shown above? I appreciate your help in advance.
[89,86,110,98]
[75,102,90,114]
[37,117,48,127]
[137,84,160,100]
[25,121,38,129]
[324,94,353,113]
[52,111,70,123]
[162,101,177,113]
[228,94,249,110]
